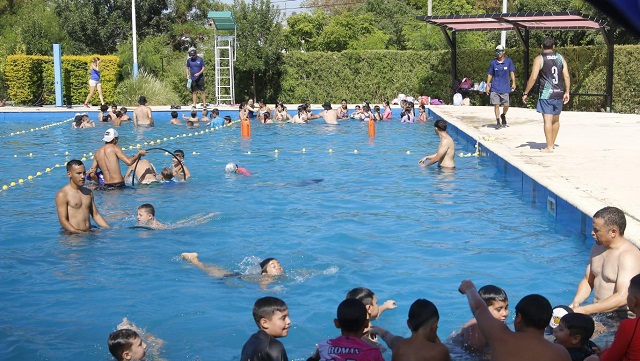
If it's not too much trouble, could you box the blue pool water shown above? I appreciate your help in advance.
[0,112,593,360]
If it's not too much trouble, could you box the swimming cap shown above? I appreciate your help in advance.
[225,162,238,173]
[260,258,276,273]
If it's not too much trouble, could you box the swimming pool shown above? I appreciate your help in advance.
[0,112,593,360]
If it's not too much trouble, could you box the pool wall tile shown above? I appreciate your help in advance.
[441,117,591,237]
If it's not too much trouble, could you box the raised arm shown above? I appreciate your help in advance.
[377,299,397,318]
[116,149,146,167]
[370,326,403,351]
[459,280,510,345]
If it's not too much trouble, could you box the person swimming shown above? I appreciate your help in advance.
[225,162,252,176]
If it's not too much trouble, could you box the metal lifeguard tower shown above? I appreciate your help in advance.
[208,11,237,105]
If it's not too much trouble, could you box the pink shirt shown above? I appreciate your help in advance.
[237,167,252,176]
[382,108,392,120]
[318,335,384,361]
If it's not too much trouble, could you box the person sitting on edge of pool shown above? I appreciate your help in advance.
[418,119,455,168]
[55,159,110,233]
[459,280,571,361]
[180,253,284,288]
[88,128,147,189]
[226,162,252,176]
[455,285,509,353]
[136,203,165,229]
[370,299,452,361]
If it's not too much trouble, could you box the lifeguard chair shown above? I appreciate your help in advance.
[208,11,236,105]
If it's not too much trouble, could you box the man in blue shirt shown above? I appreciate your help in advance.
[185,48,207,109]
[486,45,516,129]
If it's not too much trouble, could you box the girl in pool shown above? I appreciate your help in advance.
[258,99,272,123]
[273,103,292,123]
[382,100,392,120]
[373,105,383,121]
[339,99,349,119]
[239,102,249,120]
[361,104,374,121]
[418,104,427,122]
[292,104,308,124]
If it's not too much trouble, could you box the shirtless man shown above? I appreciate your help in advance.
[55,159,110,233]
[570,206,640,315]
[371,299,451,361]
[133,96,153,126]
[319,102,339,125]
[459,280,570,361]
[88,128,146,188]
[418,119,455,168]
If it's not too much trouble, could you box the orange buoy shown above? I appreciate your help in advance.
[241,117,251,137]
[368,119,375,138]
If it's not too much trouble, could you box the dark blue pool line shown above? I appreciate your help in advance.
[427,108,591,240]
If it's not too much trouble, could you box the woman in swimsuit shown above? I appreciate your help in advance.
[361,105,374,122]
[273,103,291,122]
[382,100,392,120]
[373,105,383,121]
[417,104,427,122]
[339,98,349,119]
[258,99,272,123]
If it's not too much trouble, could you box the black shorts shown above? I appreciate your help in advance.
[191,77,205,92]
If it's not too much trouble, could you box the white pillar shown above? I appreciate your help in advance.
[132,0,139,79]
[500,0,507,47]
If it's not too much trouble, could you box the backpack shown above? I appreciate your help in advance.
[458,77,473,90]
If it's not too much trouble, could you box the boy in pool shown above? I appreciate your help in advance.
[241,296,291,361]
[226,162,252,176]
[418,120,455,168]
[308,298,384,361]
[169,111,181,125]
[181,253,283,285]
[346,287,397,348]
[457,284,509,351]
[183,110,199,123]
[108,328,147,361]
[370,299,451,361]
[172,149,191,181]
[137,204,165,229]
[553,313,598,361]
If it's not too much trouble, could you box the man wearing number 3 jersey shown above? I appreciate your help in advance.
[522,36,570,153]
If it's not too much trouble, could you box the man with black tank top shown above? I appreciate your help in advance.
[522,36,571,153]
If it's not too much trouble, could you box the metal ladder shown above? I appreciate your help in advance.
[214,36,235,105]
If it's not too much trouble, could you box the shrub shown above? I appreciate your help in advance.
[115,69,180,106]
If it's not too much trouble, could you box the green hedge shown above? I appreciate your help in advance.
[279,45,640,114]
[5,55,119,105]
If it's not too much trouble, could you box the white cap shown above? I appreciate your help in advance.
[102,128,119,142]
[496,44,505,51]
[225,162,238,173]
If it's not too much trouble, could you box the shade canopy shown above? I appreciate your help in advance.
[207,11,236,30]
[416,11,608,32]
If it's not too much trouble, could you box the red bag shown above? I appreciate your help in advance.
[459,77,473,90]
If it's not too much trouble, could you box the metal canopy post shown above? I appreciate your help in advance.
[601,26,614,112]
[439,28,456,92]
[208,11,237,105]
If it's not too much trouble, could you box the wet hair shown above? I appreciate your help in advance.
[111,103,118,108]
[593,206,626,235]
[102,115,110,122]
[337,298,368,333]
[434,119,447,131]
[138,203,155,217]
[341,98,347,103]
[202,109,208,117]
[363,105,371,112]
[479,285,508,306]
[355,105,361,109]
[407,299,439,332]
[120,107,127,114]
[239,102,246,110]
[629,273,640,295]
[419,104,425,111]
[171,111,178,118]
[253,296,288,326]
[187,121,194,127]
[191,110,197,117]
[259,99,265,105]
[160,168,173,181]
[100,104,109,112]
[515,294,552,330]
[115,111,122,118]
[173,149,185,158]
[542,36,555,49]
[260,258,277,274]
[560,313,595,346]
[74,115,83,127]
[211,108,219,116]
[108,328,139,361]
[374,105,380,112]
[66,159,84,171]
[346,287,375,306]
[383,100,390,106]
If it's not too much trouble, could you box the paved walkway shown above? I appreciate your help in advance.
[433,105,640,245]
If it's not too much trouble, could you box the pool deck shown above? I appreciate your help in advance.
[2,104,640,245]
[433,105,640,246]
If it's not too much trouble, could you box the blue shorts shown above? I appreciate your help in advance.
[537,99,563,115]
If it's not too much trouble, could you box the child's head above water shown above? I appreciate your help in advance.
[252,296,290,338]
[171,111,178,118]
[108,328,146,361]
[479,285,509,322]
[259,257,283,275]
[346,287,379,319]
[407,299,440,338]
[137,204,155,223]
[554,313,595,349]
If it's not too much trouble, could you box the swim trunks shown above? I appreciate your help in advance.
[102,181,126,190]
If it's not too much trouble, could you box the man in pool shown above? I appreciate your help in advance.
[569,206,640,316]
[88,128,146,189]
[418,119,455,168]
[318,101,339,125]
[133,96,153,127]
[459,280,571,361]
[180,253,283,288]
[55,159,110,233]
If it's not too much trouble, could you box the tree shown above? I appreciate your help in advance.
[234,0,285,101]
[283,10,329,52]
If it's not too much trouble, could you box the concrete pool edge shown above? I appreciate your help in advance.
[432,106,640,246]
